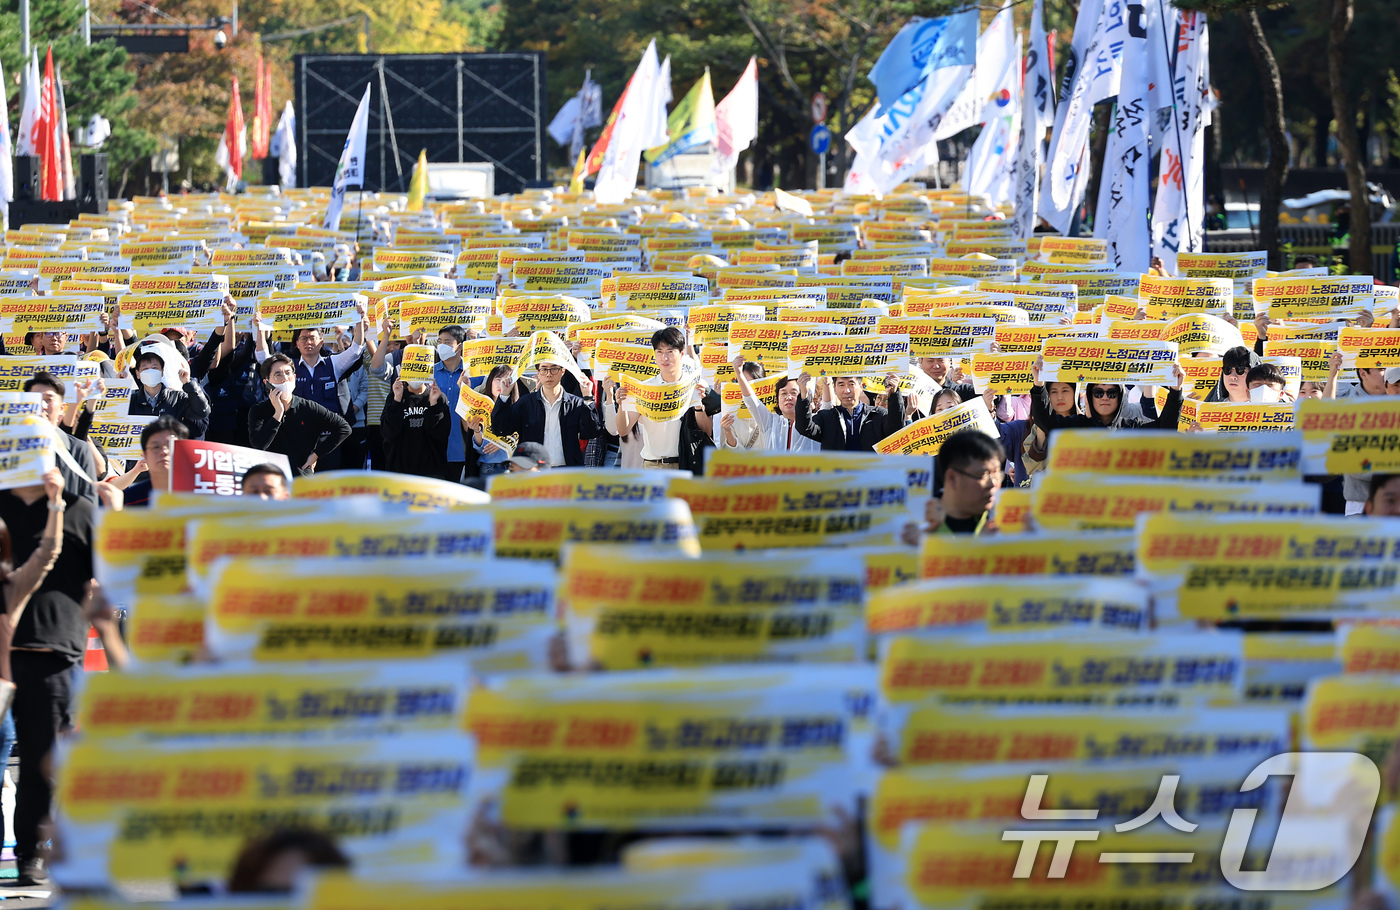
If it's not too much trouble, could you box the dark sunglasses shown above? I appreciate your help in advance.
[1090,387,1121,399]
[1223,365,1249,376]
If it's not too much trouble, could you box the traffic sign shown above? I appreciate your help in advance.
[810,91,828,124]
[809,125,832,155]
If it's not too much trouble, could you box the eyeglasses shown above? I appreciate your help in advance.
[1223,365,1249,376]
[1090,387,1121,399]
[950,465,1004,485]
[536,364,564,375]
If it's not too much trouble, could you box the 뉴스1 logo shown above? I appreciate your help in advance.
[1002,752,1379,890]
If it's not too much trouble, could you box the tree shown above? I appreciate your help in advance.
[1178,0,1291,268]
[1328,0,1370,274]
[0,0,153,197]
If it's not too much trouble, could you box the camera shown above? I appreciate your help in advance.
[214,29,227,49]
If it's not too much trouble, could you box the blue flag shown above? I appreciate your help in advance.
[867,10,979,110]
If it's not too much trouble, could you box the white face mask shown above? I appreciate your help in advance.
[270,379,295,395]
[1250,385,1281,403]
[139,368,163,387]
[408,381,428,393]
[436,343,457,361]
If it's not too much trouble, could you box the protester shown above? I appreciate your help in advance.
[120,415,190,508]
[793,372,904,451]
[1030,356,1185,436]
[365,317,400,469]
[0,467,66,682]
[507,442,552,472]
[1325,350,1387,514]
[1205,346,1258,402]
[716,361,765,450]
[248,353,352,477]
[0,458,96,885]
[1365,474,1400,516]
[469,365,517,477]
[727,354,824,453]
[491,341,600,469]
[23,373,99,504]
[241,464,291,500]
[126,337,212,438]
[227,828,350,893]
[923,429,1005,535]
[1245,363,1291,402]
[432,326,472,482]
[381,378,452,478]
[610,327,712,470]
[253,313,366,464]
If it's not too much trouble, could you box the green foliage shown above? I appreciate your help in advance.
[0,0,152,188]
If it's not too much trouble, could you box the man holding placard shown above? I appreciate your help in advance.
[491,337,600,468]
[126,338,211,439]
[612,327,714,471]
[794,371,904,451]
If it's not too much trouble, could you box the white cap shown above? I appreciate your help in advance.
[1385,367,1400,384]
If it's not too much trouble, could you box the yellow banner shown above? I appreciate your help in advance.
[1040,338,1178,384]
[669,470,910,549]
[492,499,700,562]
[1046,427,1302,479]
[398,343,435,382]
[874,398,997,456]
[921,530,1135,577]
[1298,396,1400,473]
[500,294,592,333]
[595,340,660,380]
[1038,235,1108,263]
[1256,275,1374,321]
[1178,250,1269,279]
[620,359,700,423]
[924,257,1016,279]
[1139,275,1233,318]
[1339,327,1400,368]
[874,317,997,356]
[464,336,528,378]
[488,468,671,501]
[1190,401,1296,432]
[993,323,1101,352]
[967,352,1036,394]
[559,545,866,668]
[786,333,909,377]
[687,304,766,344]
[867,576,1146,634]
[89,415,155,461]
[126,593,205,663]
[1161,313,1242,356]
[881,631,1243,703]
[1030,473,1317,530]
[399,297,491,335]
[290,469,489,510]
[1263,339,1332,381]
[1179,356,1222,397]
[259,293,365,331]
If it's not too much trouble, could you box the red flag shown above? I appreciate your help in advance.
[226,75,245,179]
[35,47,60,202]
[251,56,270,159]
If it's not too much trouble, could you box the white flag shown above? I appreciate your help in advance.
[546,95,582,148]
[1094,5,1152,273]
[14,52,38,158]
[966,95,1019,204]
[1011,64,1041,237]
[1151,10,1211,273]
[934,5,1015,141]
[1026,0,1055,135]
[650,55,674,149]
[324,84,371,231]
[713,56,759,179]
[270,100,298,189]
[1037,0,1105,233]
[593,40,665,205]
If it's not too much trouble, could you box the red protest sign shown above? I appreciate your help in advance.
[170,439,292,496]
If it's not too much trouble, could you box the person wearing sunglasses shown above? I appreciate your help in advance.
[1030,356,1186,437]
[1205,346,1258,403]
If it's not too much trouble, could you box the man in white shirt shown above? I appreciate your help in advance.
[614,326,709,470]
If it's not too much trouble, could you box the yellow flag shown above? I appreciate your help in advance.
[569,148,587,194]
[406,149,428,211]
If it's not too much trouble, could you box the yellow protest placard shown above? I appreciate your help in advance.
[875,317,997,356]
[720,373,782,420]
[0,419,56,490]
[1179,356,1222,397]
[875,398,997,456]
[1263,339,1333,381]
[669,469,910,549]
[1038,235,1108,263]
[559,545,867,668]
[88,414,155,461]
[594,340,659,380]
[880,631,1243,703]
[1298,395,1400,473]
[464,336,528,378]
[729,321,844,367]
[58,734,476,885]
[117,292,226,336]
[1256,275,1374,321]
[921,530,1135,577]
[398,343,435,382]
[1178,250,1269,280]
[488,468,672,501]
[687,303,765,344]
[1040,338,1178,384]
[1139,275,1233,319]
[125,594,205,663]
[399,297,491,335]
[968,352,1037,394]
[1030,473,1317,530]
[786,333,909,377]
[1046,427,1303,479]
[259,292,364,331]
[1161,312,1242,356]
[492,499,700,562]
[1339,327,1400,368]
[867,576,1147,634]
[500,294,592,333]
[620,358,699,423]
[1191,401,1296,432]
[993,323,1101,352]
[291,469,490,510]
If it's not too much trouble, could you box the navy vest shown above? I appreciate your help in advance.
[295,356,340,415]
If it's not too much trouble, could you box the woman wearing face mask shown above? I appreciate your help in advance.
[1205,346,1259,403]
[380,374,452,479]
[126,340,212,438]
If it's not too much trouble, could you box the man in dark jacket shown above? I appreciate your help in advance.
[793,372,904,451]
[126,339,212,438]
[490,360,600,467]
[248,353,351,476]
[380,378,452,477]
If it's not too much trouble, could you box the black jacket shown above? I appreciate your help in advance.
[793,391,905,451]
[0,490,95,661]
[678,386,721,474]
[248,395,352,475]
[490,388,601,467]
[380,394,451,477]
[128,382,212,438]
